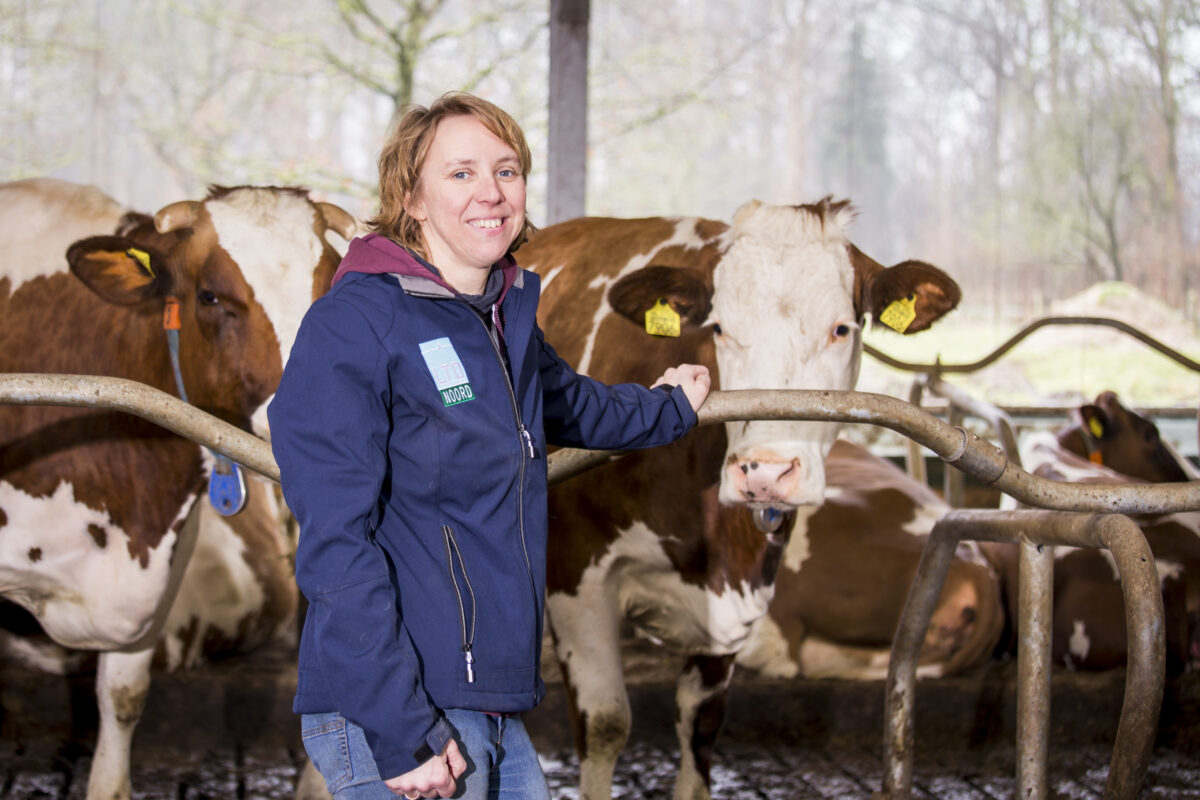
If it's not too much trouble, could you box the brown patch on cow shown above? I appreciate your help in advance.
[607,266,711,329]
[27,547,42,563]
[0,507,7,529]
[88,523,108,549]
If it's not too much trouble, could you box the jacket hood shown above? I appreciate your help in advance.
[332,233,522,302]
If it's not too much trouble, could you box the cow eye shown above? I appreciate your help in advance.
[712,323,723,336]
[833,323,851,338]
[198,289,220,306]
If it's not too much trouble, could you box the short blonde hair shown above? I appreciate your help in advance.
[368,92,536,260]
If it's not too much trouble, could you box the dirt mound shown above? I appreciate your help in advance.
[1044,281,1200,354]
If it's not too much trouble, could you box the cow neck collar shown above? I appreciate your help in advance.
[160,290,248,516]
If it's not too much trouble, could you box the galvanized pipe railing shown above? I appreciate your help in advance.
[2,375,1198,513]
[864,315,1200,376]
[882,510,1165,800]
[0,374,281,481]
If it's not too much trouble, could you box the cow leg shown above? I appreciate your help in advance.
[87,647,154,800]
[546,591,628,800]
[673,653,735,800]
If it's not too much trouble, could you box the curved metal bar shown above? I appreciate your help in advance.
[3,375,1198,513]
[883,509,1164,800]
[0,373,279,481]
[864,315,1200,375]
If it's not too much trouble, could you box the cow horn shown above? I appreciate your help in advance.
[154,200,201,234]
[316,202,358,241]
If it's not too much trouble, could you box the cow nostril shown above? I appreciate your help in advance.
[740,464,749,474]
[962,607,976,625]
[749,461,759,470]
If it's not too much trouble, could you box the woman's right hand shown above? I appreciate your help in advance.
[385,739,467,798]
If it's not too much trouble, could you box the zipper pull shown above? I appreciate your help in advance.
[520,426,538,459]
[464,648,476,683]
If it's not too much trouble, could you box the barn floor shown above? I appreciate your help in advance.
[2,638,1199,799]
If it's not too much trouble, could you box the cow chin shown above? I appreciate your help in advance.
[718,442,829,509]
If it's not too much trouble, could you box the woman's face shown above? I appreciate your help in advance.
[408,114,527,291]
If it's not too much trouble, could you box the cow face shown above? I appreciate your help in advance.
[1059,391,1192,483]
[135,187,355,434]
[606,199,960,509]
[711,199,960,508]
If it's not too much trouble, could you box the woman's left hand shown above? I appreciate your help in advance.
[651,364,711,413]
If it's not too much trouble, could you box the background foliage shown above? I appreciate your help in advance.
[3,0,1199,331]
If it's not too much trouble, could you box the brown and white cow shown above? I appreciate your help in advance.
[985,393,1200,674]
[736,439,1003,681]
[0,177,354,800]
[517,198,961,800]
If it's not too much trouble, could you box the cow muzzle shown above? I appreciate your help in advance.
[720,447,826,508]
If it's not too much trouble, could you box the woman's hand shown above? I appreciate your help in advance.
[385,739,467,798]
[651,363,712,413]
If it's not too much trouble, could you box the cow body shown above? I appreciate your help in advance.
[0,178,353,800]
[984,393,1200,673]
[517,200,961,800]
[736,439,1003,680]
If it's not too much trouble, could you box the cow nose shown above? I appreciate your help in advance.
[726,458,803,503]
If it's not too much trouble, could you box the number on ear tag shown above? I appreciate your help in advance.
[645,299,681,338]
[209,459,247,516]
[879,295,917,332]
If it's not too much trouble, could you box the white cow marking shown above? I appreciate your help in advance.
[0,480,181,649]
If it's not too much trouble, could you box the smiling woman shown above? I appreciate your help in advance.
[267,91,710,800]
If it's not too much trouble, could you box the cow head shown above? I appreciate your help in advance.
[607,198,960,508]
[67,186,356,434]
[1059,391,1192,483]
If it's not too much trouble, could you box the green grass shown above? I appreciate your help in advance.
[861,318,1200,409]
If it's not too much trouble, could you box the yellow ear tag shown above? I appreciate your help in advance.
[126,248,154,278]
[645,299,681,338]
[1087,417,1104,439]
[879,294,916,332]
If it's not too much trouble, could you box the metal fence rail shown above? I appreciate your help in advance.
[2,374,1197,513]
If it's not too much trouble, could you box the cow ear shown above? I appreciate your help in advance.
[850,246,961,334]
[68,236,169,305]
[607,266,712,332]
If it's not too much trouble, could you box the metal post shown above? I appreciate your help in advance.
[881,509,1164,800]
[548,0,589,224]
[1016,535,1053,799]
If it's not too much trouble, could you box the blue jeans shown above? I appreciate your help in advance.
[301,709,551,800]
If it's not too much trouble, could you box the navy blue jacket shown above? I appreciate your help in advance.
[268,234,697,778]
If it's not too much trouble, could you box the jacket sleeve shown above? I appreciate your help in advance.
[267,294,452,779]
[535,324,698,449]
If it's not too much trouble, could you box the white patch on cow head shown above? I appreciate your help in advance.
[713,201,862,508]
[205,189,327,431]
[0,480,179,649]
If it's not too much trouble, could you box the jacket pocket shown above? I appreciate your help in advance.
[442,525,477,684]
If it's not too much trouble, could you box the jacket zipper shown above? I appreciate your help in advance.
[442,525,477,683]
[469,304,541,693]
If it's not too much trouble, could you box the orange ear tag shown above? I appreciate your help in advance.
[645,299,681,337]
[879,295,917,332]
[163,297,182,331]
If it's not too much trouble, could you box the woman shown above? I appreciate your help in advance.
[269,92,709,799]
